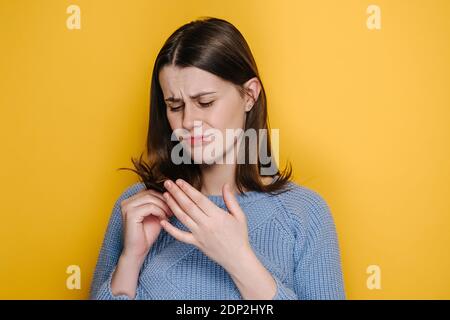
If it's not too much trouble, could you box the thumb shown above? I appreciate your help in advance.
[222,183,246,222]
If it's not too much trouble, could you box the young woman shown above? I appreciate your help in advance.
[90,17,345,300]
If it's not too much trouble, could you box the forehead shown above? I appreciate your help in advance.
[158,65,227,96]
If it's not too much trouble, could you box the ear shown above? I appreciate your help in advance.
[242,77,261,112]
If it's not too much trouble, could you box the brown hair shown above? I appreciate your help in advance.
[119,17,293,195]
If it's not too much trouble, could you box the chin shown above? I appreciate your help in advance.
[190,151,226,165]
[183,140,235,165]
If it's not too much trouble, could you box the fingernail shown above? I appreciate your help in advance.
[176,179,183,187]
[164,180,172,189]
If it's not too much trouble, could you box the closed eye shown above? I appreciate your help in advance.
[168,104,183,112]
[199,101,214,108]
[167,101,214,112]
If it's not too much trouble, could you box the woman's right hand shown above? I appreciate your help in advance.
[120,188,173,260]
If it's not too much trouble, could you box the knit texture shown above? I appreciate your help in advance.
[89,181,346,300]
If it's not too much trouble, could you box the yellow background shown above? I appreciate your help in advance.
[1,0,449,299]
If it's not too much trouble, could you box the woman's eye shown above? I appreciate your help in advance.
[167,101,213,111]
[199,101,214,107]
[168,105,183,112]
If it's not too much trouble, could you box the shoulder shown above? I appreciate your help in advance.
[100,182,148,238]
[112,181,147,210]
[273,181,337,238]
[277,181,331,211]
[117,181,147,200]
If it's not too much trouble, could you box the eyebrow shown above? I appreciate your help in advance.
[164,91,217,102]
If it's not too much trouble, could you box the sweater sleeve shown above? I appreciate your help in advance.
[272,185,346,300]
[89,183,147,300]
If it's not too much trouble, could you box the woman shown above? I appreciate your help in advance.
[90,17,345,300]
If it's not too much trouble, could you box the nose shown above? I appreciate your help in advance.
[181,101,202,131]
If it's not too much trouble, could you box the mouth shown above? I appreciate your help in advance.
[182,134,214,146]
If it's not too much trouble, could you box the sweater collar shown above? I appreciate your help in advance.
[206,189,267,207]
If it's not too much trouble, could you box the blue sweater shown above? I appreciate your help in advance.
[89,181,346,300]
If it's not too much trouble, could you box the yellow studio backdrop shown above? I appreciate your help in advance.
[0,0,449,299]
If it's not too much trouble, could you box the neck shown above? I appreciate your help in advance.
[199,163,241,196]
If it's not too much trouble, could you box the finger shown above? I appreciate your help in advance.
[121,188,164,206]
[125,192,173,217]
[175,179,216,215]
[146,188,169,202]
[163,191,197,231]
[134,196,173,217]
[127,203,169,223]
[160,220,197,246]
[222,183,246,223]
[164,180,206,224]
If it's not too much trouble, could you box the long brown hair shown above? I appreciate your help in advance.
[119,17,293,195]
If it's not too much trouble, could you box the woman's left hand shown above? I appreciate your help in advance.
[160,179,252,272]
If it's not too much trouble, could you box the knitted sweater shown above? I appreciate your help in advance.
[89,181,346,300]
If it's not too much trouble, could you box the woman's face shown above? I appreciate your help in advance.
[159,65,260,165]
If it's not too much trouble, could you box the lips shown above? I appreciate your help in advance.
[182,134,214,145]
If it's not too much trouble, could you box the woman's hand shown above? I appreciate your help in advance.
[160,179,252,272]
[120,188,174,260]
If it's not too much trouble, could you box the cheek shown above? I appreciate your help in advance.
[212,101,246,130]
[166,110,181,129]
